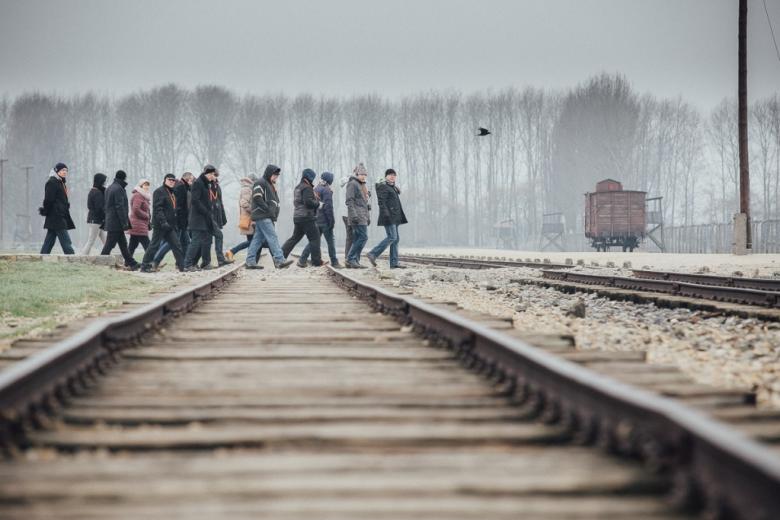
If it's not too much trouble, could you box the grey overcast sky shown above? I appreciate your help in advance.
[0,0,779,108]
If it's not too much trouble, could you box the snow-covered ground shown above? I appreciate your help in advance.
[403,247,780,277]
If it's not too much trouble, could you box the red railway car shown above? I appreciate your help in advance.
[584,179,646,252]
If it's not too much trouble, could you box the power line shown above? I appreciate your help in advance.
[763,0,780,63]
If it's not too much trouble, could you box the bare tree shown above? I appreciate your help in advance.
[706,98,740,222]
[550,73,641,227]
[751,95,780,220]
[189,85,236,178]
[141,84,190,179]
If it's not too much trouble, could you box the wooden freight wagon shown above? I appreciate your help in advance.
[584,179,646,252]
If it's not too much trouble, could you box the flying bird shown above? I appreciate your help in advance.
[477,127,491,136]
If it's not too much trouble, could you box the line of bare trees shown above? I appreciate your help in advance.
[0,74,778,249]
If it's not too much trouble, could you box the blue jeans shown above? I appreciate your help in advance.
[247,218,284,266]
[40,229,75,255]
[230,234,252,254]
[347,225,368,264]
[153,229,190,265]
[369,225,399,267]
[300,223,338,264]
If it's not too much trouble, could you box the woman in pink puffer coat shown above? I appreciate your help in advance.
[128,179,151,256]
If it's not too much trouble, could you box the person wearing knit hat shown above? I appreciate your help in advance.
[366,168,408,269]
[39,162,76,254]
[280,168,328,267]
[101,170,140,269]
[299,171,341,267]
[140,174,185,272]
[344,162,371,268]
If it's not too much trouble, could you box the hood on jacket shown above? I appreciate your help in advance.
[240,176,256,187]
[93,173,107,189]
[263,164,281,181]
[133,186,152,200]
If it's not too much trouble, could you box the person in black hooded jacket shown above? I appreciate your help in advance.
[40,162,76,254]
[281,169,326,267]
[100,170,139,269]
[80,172,108,255]
[141,174,185,272]
[183,165,217,271]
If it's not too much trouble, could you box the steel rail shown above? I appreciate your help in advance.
[542,270,780,308]
[399,254,572,270]
[633,269,780,292]
[0,264,243,447]
[327,266,780,519]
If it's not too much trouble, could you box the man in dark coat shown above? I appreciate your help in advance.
[281,169,326,267]
[151,171,193,269]
[183,165,217,271]
[211,171,232,266]
[366,169,408,269]
[100,170,139,269]
[299,171,340,267]
[141,174,184,272]
[39,162,76,254]
[245,164,293,269]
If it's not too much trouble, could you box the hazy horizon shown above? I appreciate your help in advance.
[1,0,779,109]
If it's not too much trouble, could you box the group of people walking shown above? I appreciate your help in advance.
[38,161,409,271]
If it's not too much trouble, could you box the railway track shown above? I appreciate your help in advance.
[399,254,572,270]
[542,270,780,309]
[401,253,780,317]
[0,265,779,518]
[633,269,780,292]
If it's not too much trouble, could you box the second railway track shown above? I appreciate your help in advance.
[0,265,779,518]
[402,253,780,318]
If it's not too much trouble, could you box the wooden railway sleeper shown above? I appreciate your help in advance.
[571,412,599,446]
[540,396,562,425]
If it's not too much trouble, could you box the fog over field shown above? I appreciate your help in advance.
[0,0,779,250]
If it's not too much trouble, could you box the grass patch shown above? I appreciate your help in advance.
[0,260,164,339]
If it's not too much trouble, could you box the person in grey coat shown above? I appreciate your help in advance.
[345,163,371,268]
[100,170,139,269]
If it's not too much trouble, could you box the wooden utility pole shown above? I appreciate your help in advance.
[735,0,752,254]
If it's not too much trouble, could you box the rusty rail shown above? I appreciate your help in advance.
[0,264,243,449]
[327,266,780,519]
[542,270,780,308]
[633,269,780,292]
[399,254,572,270]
